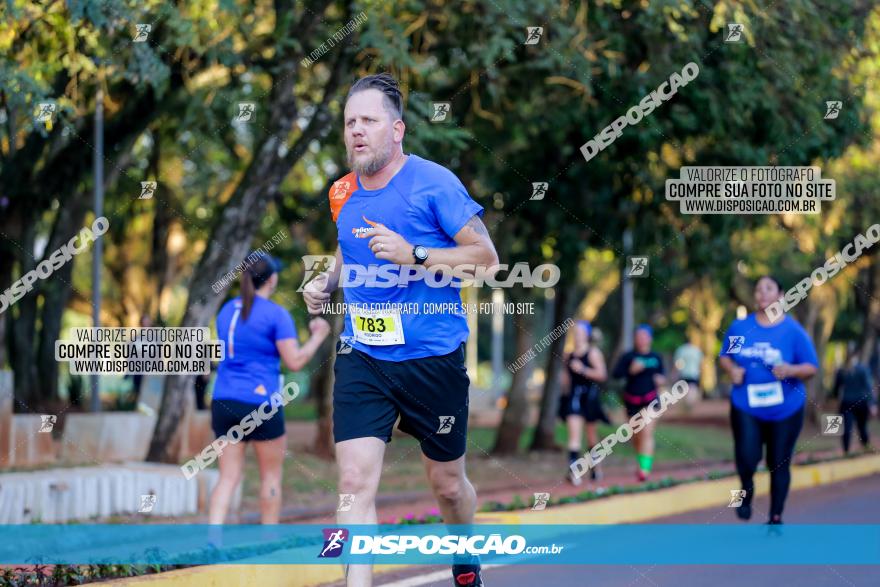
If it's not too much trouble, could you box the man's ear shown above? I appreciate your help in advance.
[393,119,406,143]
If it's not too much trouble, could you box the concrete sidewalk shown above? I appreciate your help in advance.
[0,462,237,523]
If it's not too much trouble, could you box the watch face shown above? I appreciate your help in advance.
[415,246,428,260]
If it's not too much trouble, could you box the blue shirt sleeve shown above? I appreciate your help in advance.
[272,305,298,342]
[429,171,484,239]
[792,323,819,367]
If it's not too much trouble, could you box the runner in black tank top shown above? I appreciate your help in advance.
[559,321,608,484]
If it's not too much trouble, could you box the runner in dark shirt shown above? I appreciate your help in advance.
[612,324,666,480]
[832,344,877,453]
[559,321,608,484]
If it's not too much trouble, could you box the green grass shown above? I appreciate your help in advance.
[282,401,317,421]
[484,421,735,462]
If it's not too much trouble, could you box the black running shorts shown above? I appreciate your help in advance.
[211,397,286,441]
[333,342,470,462]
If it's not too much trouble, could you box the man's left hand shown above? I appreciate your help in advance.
[369,223,415,265]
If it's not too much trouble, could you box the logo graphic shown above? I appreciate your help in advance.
[824,101,842,120]
[525,26,544,45]
[318,528,348,558]
[133,24,151,42]
[236,102,256,123]
[139,181,157,200]
[532,492,550,511]
[822,414,843,435]
[726,336,745,354]
[337,494,355,512]
[331,180,351,200]
[352,216,379,239]
[431,102,451,122]
[138,494,157,513]
[35,103,56,123]
[725,23,744,43]
[38,415,57,433]
[297,255,337,292]
[530,182,548,201]
[437,416,455,434]
[728,489,747,507]
[627,256,649,278]
[337,336,354,355]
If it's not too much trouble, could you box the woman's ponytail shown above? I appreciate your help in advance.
[240,268,256,321]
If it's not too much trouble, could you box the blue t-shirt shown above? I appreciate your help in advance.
[719,314,819,421]
[213,296,298,405]
[329,154,483,361]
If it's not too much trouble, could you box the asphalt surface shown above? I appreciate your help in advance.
[343,473,880,587]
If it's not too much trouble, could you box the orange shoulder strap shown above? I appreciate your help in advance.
[328,172,358,222]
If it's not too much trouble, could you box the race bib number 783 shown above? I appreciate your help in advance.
[350,308,405,346]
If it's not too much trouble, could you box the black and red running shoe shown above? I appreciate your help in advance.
[452,563,484,586]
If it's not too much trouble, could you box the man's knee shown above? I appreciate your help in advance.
[338,464,377,497]
[428,468,466,502]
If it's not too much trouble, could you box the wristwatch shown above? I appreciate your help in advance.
[412,245,428,265]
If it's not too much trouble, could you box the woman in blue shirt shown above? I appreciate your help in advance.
[719,275,819,525]
[208,253,330,524]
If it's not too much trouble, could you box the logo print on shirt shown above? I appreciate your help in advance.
[332,180,351,200]
[254,384,267,396]
[726,336,745,354]
[352,216,379,238]
[739,342,782,366]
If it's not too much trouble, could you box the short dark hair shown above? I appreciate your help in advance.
[756,275,784,292]
[346,73,403,120]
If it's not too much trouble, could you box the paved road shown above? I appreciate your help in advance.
[349,473,880,587]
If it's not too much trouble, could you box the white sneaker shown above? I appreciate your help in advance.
[567,468,583,486]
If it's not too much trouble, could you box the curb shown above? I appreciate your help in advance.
[111,454,880,586]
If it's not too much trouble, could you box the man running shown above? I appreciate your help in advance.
[831,342,876,454]
[304,73,498,587]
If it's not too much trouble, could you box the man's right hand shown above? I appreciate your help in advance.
[629,360,645,375]
[303,273,330,315]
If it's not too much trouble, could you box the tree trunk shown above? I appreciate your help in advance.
[682,278,726,394]
[529,286,572,452]
[146,6,349,462]
[491,314,534,456]
[35,191,90,404]
[858,256,880,364]
[311,290,343,459]
[801,288,838,426]
[9,222,38,409]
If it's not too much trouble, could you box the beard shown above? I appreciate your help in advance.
[347,139,394,177]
